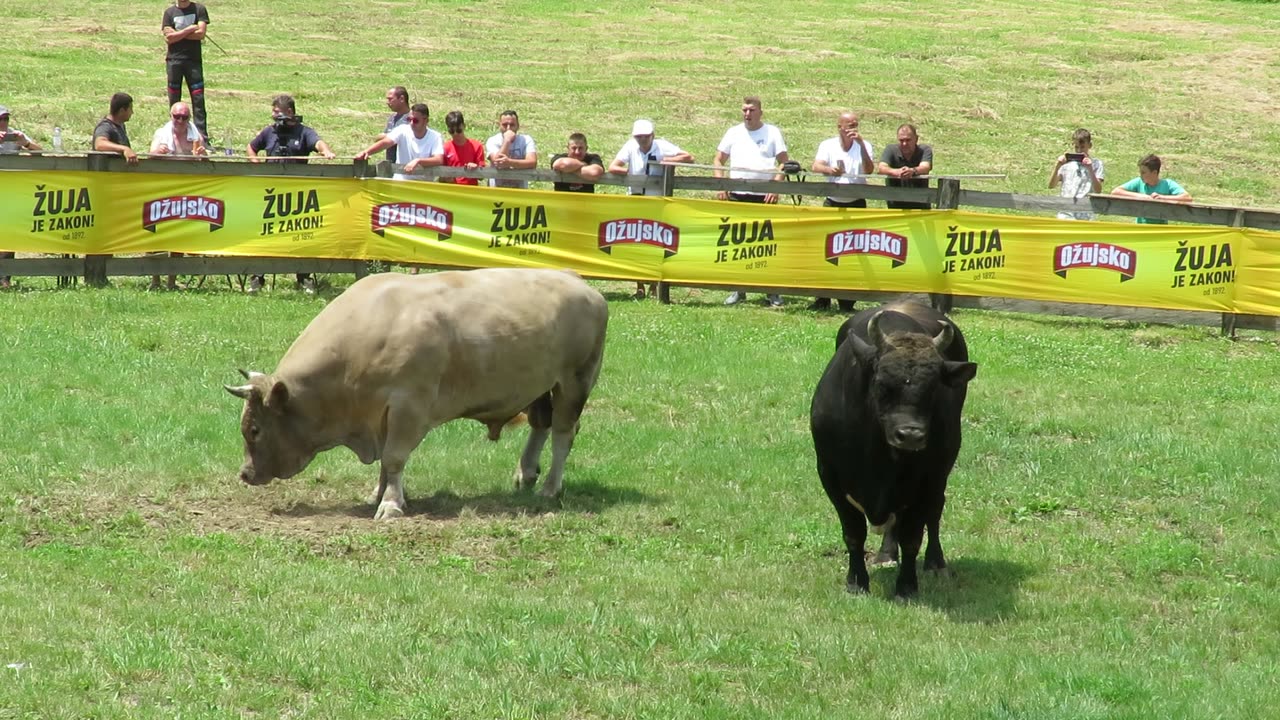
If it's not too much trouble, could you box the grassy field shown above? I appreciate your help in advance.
[4,1,1280,717]
[4,0,1280,205]
[2,280,1279,718]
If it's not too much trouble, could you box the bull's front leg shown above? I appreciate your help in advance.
[539,422,578,498]
[892,516,926,599]
[373,458,407,520]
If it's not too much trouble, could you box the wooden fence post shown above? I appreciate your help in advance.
[656,163,676,304]
[83,153,113,287]
[1219,208,1247,338]
[931,178,961,314]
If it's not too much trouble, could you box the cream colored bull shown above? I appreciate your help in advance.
[224,268,608,518]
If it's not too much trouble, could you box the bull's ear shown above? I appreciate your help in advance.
[224,384,254,400]
[265,379,290,409]
[942,360,977,386]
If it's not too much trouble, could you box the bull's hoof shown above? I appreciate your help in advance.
[845,582,869,595]
[536,484,563,501]
[893,583,919,601]
[374,502,405,520]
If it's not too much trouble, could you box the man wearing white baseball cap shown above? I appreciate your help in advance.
[608,118,694,298]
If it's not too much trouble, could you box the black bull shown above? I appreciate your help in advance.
[809,301,978,598]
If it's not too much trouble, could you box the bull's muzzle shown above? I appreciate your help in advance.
[238,463,269,486]
[889,424,927,451]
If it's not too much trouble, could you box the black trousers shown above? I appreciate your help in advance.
[166,59,208,140]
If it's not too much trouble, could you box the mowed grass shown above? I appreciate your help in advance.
[1,279,1280,718]
[4,0,1280,205]
[4,0,1280,717]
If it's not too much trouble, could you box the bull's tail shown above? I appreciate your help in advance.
[485,412,528,441]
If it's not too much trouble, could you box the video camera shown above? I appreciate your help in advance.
[272,113,303,131]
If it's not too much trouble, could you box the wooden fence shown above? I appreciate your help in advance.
[2,153,1278,334]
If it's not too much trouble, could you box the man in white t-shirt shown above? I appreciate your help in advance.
[485,110,538,189]
[713,96,789,307]
[809,111,875,311]
[608,119,695,298]
[355,103,444,181]
[150,101,208,157]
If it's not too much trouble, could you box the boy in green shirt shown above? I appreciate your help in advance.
[1109,154,1193,224]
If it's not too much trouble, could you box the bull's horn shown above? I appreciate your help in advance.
[224,384,253,399]
[867,310,891,351]
[237,368,266,380]
[932,320,955,352]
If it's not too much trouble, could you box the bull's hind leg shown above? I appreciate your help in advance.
[515,393,552,491]
[539,371,595,498]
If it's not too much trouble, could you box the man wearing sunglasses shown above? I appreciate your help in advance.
[150,102,207,157]
[148,101,206,291]
[354,102,443,181]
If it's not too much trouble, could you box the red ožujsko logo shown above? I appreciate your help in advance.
[825,228,908,267]
[370,202,454,240]
[597,218,679,257]
[142,196,224,232]
[1054,242,1137,282]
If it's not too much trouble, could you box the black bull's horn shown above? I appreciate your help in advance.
[866,311,954,353]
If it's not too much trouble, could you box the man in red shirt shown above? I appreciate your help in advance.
[442,110,485,186]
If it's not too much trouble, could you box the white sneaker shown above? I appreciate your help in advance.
[766,294,784,308]
[247,276,263,294]
[724,291,745,306]
[301,277,317,295]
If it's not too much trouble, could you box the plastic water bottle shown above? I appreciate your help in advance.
[52,126,62,153]
[223,128,234,157]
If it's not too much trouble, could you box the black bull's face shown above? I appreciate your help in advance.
[847,315,978,451]
[224,372,318,485]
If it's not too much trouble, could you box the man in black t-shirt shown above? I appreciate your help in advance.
[92,92,138,165]
[550,133,604,193]
[877,124,934,210]
[162,0,211,139]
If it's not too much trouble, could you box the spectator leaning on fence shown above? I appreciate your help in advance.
[161,0,210,140]
[246,94,335,295]
[1109,154,1192,224]
[810,110,875,312]
[608,119,694,300]
[442,111,485,186]
[1049,128,1104,221]
[0,104,41,289]
[878,124,932,210]
[485,110,538,189]
[148,101,207,291]
[93,92,139,165]
[715,95,790,308]
[377,86,412,164]
[150,101,207,157]
[551,132,605,193]
[0,105,42,155]
[355,102,444,181]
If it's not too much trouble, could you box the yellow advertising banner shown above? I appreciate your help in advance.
[3,169,1279,316]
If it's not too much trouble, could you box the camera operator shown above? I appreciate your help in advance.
[245,94,335,294]
[246,94,335,163]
